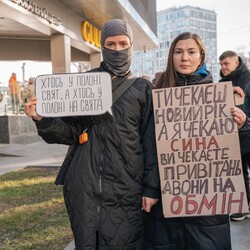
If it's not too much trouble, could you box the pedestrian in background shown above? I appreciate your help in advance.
[219,50,250,94]
[24,77,35,103]
[8,72,20,114]
[144,32,250,250]
[152,71,162,86]
[25,19,159,249]
[20,77,35,112]
[219,50,250,221]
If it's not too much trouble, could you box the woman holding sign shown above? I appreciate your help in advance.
[144,32,250,250]
[25,19,159,249]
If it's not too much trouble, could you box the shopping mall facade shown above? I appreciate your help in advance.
[0,0,158,73]
[0,0,158,143]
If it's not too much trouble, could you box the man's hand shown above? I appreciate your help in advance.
[24,97,43,121]
[233,86,245,106]
[233,86,244,97]
[142,196,158,212]
[230,106,247,128]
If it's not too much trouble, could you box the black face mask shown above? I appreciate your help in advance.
[102,46,132,76]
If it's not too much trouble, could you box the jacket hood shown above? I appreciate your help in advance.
[194,63,209,76]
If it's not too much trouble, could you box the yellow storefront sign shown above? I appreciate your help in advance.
[81,21,101,49]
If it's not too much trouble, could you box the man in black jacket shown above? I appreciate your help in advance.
[219,50,250,221]
[25,19,159,249]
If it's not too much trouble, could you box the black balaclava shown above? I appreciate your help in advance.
[101,19,133,76]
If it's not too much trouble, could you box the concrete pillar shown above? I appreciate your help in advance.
[50,34,71,73]
[90,52,102,69]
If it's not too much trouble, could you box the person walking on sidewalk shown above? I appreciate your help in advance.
[24,19,159,249]
[219,50,250,221]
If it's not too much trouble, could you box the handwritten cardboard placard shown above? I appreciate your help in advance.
[152,81,249,217]
[35,72,112,117]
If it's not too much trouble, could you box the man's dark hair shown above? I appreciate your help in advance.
[219,50,238,61]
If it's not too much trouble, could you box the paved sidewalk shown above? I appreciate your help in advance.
[64,218,250,250]
[0,140,68,175]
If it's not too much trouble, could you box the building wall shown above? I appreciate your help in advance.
[129,0,157,34]
[132,5,218,81]
[0,39,51,61]
[0,0,98,74]
[0,0,158,143]
[0,0,157,70]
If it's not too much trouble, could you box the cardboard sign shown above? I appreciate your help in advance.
[35,72,112,117]
[152,81,249,217]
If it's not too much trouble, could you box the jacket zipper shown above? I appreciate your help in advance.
[97,153,103,221]
[184,77,188,86]
[97,124,105,233]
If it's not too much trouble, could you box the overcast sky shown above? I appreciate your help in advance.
[157,0,250,56]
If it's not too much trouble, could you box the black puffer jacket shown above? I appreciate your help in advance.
[239,117,250,155]
[244,79,250,117]
[35,65,159,249]
[144,70,232,250]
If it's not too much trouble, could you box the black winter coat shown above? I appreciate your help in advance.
[219,57,250,156]
[35,65,159,249]
[144,70,232,250]
[239,117,250,155]
[244,78,250,117]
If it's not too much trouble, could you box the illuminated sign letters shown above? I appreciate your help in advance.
[81,21,101,49]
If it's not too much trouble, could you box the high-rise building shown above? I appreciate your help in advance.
[132,5,218,81]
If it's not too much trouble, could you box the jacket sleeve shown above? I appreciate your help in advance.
[140,82,161,199]
[35,116,85,145]
[243,82,250,118]
[239,116,250,156]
